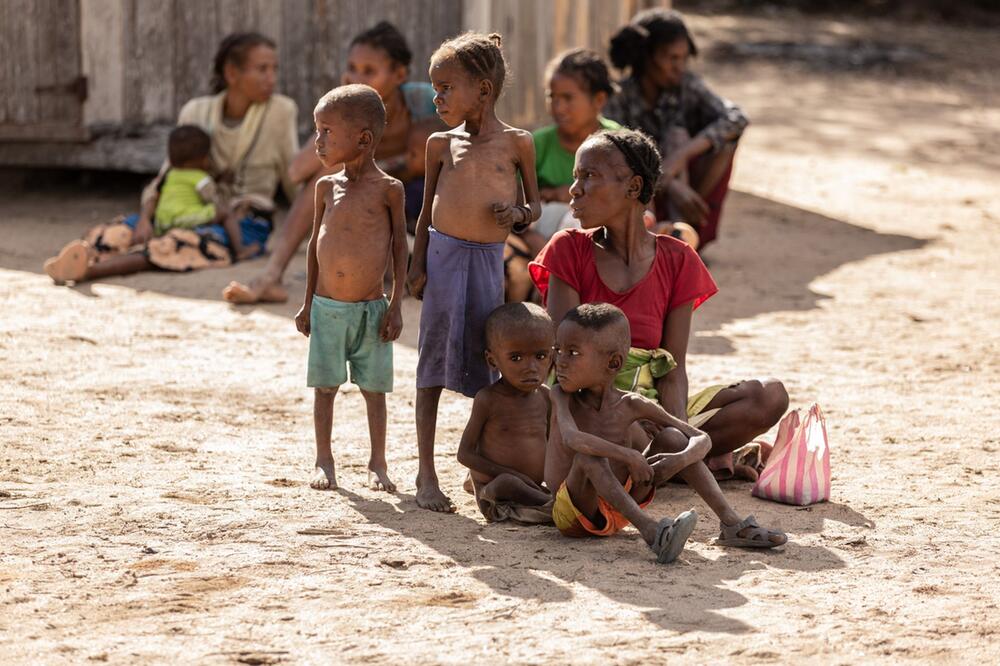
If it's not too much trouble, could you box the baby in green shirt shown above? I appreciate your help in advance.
[156,125,258,260]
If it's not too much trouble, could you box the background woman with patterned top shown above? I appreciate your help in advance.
[604,9,747,249]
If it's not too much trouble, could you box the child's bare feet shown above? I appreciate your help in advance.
[44,240,89,284]
[222,279,289,304]
[415,475,455,513]
[310,460,338,490]
[368,466,396,492]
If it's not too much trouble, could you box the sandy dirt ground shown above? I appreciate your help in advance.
[2,11,999,665]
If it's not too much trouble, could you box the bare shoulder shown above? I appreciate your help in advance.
[315,174,336,192]
[472,383,502,414]
[501,126,533,147]
[378,173,404,198]
[427,131,453,151]
[620,390,658,414]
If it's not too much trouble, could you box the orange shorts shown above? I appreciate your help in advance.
[552,477,654,538]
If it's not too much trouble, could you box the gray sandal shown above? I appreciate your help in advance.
[717,515,787,548]
[651,509,698,564]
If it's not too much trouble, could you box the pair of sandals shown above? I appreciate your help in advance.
[651,511,787,564]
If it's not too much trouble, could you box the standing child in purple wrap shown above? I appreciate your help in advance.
[406,32,542,512]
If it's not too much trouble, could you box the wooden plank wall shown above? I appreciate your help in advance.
[463,0,670,129]
[104,0,462,135]
[0,0,83,137]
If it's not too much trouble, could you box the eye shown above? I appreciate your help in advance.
[510,354,522,362]
[570,349,580,357]
[536,351,549,360]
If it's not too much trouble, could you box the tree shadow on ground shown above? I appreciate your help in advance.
[2,187,927,356]
[335,486,846,636]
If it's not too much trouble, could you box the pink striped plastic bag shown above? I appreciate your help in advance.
[751,403,830,505]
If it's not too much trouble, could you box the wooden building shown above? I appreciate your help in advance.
[0,0,667,173]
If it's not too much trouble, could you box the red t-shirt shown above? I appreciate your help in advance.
[529,228,718,349]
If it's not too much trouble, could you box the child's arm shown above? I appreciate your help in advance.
[406,133,446,300]
[457,393,543,488]
[493,131,543,232]
[624,393,711,460]
[550,385,654,485]
[380,179,407,342]
[295,178,330,337]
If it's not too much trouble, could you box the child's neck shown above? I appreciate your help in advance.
[574,381,613,410]
[496,377,534,397]
[463,103,501,137]
[342,151,378,180]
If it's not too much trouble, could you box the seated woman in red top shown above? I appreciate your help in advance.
[530,128,787,547]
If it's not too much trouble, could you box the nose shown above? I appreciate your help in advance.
[433,91,444,107]
[569,179,583,199]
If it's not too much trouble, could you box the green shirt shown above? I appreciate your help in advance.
[532,116,622,189]
[154,168,217,235]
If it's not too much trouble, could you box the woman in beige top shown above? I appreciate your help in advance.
[43,33,298,283]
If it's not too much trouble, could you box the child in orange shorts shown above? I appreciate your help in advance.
[545,303,711,563]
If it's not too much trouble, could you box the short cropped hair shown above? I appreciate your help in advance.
[485,302,553,349]
[562,303,630,353]
[315,84,387,142]
[168,125,211,167]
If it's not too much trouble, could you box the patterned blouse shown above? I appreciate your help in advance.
[603,72,748,153]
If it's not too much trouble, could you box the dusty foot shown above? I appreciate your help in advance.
[310,461,338,490]
[222,279,289,304]
[43,240,89,284]
[235,243,261,262]
[462,472,474,495]
[415,476,455,513]
[368,467,396,493]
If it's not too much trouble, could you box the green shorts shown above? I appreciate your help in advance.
[307,295,393,393]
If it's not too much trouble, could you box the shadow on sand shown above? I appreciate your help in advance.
[334,486,849,635]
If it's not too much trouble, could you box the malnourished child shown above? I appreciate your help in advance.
[457,303,555,524]
[546,303,710,564]
[294,84,408,492]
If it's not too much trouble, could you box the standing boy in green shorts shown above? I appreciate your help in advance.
[294,85,408,492]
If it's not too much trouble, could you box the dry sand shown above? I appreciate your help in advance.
[2,12,999,665]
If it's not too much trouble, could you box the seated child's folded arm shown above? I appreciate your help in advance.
[627,393,703,437]
[627,394,711,455]
[551,387,641,464]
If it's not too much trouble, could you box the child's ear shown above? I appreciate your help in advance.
[592,91,608,110]
[626,174,643,200]
[479,79,494,100]
[358,128,374,149]
[485,350,499,370]
[607,351,624,373]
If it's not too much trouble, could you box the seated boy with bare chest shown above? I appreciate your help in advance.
[295,84,408,492]
[457,303,554,523]
[546,303,712,563]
